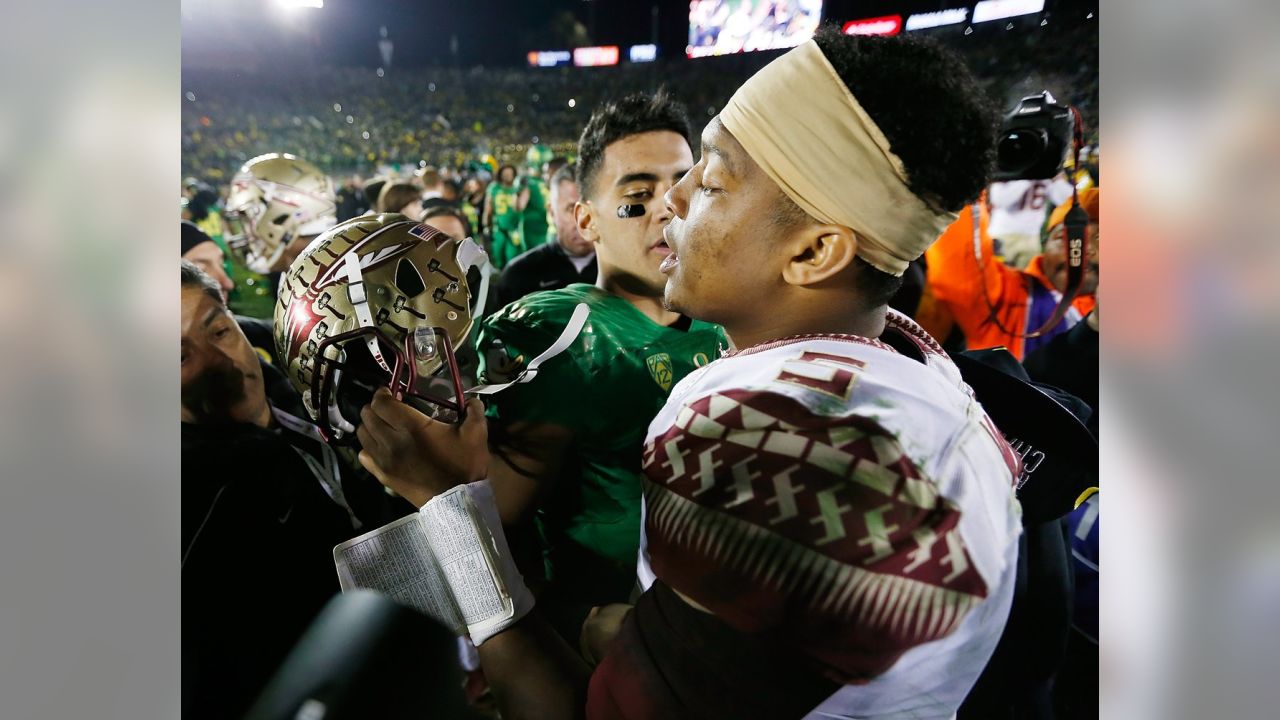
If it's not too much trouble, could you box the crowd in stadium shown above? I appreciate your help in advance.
[182,13,1099,720]
[181,15,1097,183]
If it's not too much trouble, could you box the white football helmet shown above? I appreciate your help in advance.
[224,153,337,273]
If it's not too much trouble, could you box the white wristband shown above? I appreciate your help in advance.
[461,480,535,645]
[422,480,535,646]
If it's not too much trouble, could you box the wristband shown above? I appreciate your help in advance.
[421,480,535,646]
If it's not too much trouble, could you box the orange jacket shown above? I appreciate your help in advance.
[923,204,1095,361]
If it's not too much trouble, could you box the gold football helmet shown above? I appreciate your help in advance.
[225,153,337,274]
[274,213,490,441]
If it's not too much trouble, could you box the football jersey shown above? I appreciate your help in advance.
[987,179,1057,239]
[519,175,550,236]
[487,182,521,232]
[627,311,1021,719]
[477,283,726,607]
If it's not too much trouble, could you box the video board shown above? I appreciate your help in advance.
[688,0,824,58]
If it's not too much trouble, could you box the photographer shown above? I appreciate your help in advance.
[180,261,412,718]
[922,187,1098,361]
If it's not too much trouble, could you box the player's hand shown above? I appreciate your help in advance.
[580,603,632,667]
[356,387,489,508]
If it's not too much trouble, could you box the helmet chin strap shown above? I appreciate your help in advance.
[342,252,393,375]
[468,302,590,397]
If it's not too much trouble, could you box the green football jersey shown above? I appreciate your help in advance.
[487,182,521,232]
[519,176,550,236]
[476,283,726,608]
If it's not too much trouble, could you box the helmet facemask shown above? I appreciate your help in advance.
[276,214,490,444]
[225,154,337,274]
[310,323,469,444]
[222,195,285,274]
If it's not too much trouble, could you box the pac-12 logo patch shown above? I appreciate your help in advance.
[646,353,674,392]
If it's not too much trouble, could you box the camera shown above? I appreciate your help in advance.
[993,91,1075,181]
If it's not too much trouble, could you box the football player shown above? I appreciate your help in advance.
[223,152,337,276]
[366,90,726,645]
[358,31,1021,720]
[516,157,552,251]
[483,164,523,269]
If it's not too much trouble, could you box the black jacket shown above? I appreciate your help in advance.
[1023,319,1099,437]
[182,359,411,719]
[494,241,597,310]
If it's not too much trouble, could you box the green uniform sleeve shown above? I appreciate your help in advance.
[476,300,588,430]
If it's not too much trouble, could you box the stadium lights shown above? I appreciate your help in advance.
[843,16,902,36]
[277,0,323,8]
[904,8,969,31]
[972,0,1044,24]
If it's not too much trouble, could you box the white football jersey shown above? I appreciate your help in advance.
[987,178,1072,239]
[637,312,1022,719]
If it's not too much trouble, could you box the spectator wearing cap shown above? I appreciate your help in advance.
[920,188,1099,360]
[182,221,234,295]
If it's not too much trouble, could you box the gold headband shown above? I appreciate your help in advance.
[719,40,958,277]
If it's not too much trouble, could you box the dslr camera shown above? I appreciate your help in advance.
[993,91,1075,181]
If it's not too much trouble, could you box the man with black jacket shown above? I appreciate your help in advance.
[493,163,597,309]
[180,260,410,719]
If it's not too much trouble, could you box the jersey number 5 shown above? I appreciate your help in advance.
[776,351,867,401]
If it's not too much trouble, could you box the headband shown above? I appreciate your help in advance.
[719,40,957,276]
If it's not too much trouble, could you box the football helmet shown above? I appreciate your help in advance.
[225,153,337,274]
[274,213,490,441]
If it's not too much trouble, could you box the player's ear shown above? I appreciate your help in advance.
[576,200,600,244]
[781,224,858,287]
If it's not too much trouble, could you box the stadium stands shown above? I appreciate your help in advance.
[181,16,1097,184]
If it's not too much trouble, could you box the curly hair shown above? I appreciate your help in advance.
[807,27,999,308]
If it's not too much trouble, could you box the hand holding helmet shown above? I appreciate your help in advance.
[356,388,489,507]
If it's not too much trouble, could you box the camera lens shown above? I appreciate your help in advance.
[997,129,1049,174]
